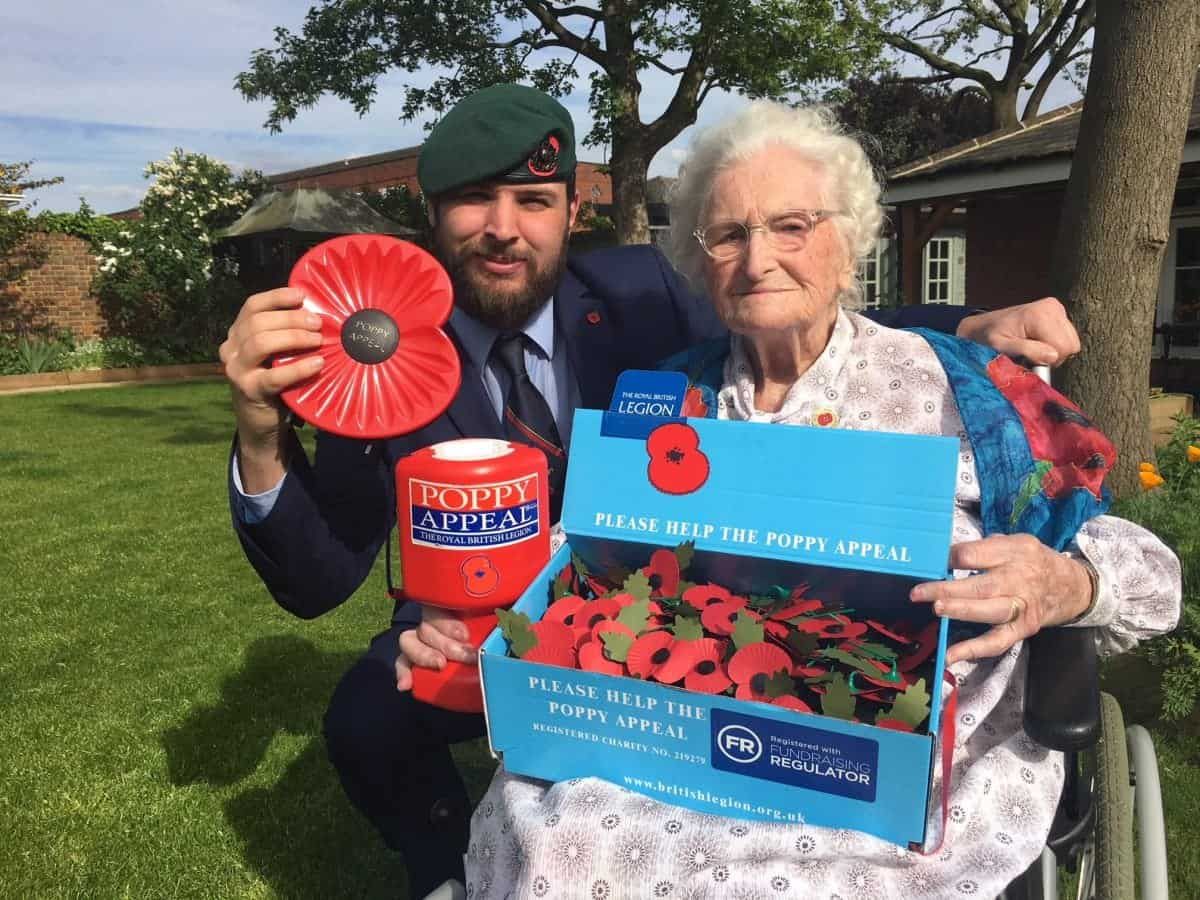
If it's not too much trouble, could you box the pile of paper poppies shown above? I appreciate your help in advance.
[496,542,937,732]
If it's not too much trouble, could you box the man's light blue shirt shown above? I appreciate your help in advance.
[232,299,579,523]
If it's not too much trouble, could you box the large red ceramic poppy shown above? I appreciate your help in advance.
[277,235,461,438]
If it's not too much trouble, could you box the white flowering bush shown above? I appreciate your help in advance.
[94,149,265,357]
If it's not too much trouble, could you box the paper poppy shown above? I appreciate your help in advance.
[626,631,701,684]
[683,638,732,694]
[522,620,577,668]
[866,619,911,642]
[279,235,461,439]
[898,620,940,673]
[763,620,790,640]
[728,643,793,701]
[682,584,738,612]
[641,549,681,597]
[544,595,587,628]
[770,598,824,620]
[701,601,759,636]
[681,385,709,418]
[793,614,865,640]
[579,640,625,676]
[591,618,636,645]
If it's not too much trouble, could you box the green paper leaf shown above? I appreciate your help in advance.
[674,540,695,572]
[747,594,776,610]
[616,598,652,634]
[551,569,573,601]
[674,580,697,600]
[764,668,795,699]
[600,630,634,663]
[785,630,820,657]
[496,608,538,658]
[622,570,652,603]
[731,611,765,649]
[1011,459,1053,525]
[670,615,705,641]
[571,551,592,577]
[818,648,885,679]
[885,677,931,729]
[851,641,899,661]
[821,673,857,720]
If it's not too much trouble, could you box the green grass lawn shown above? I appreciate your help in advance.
[1,382,1196,898]
[0,382,494,899]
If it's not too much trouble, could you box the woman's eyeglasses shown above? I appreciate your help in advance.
[693,209,842,260]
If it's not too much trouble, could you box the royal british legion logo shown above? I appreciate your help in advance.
[409,474,541,549]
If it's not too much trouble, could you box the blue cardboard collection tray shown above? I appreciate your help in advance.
[480,396,960,847]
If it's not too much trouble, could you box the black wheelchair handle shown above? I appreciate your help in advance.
[1023,626,1102,752]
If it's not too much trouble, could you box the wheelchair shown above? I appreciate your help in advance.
[1000,626,1170,899]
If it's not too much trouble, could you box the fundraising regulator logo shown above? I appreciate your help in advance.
[716,724,763,764]
[711,709,879,802]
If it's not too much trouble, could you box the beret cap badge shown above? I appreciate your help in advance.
[527,134,561,178]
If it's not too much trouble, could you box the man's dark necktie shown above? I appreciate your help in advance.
[490,333,567,522]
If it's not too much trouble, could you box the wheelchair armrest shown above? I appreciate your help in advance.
[1023,626,1101,752]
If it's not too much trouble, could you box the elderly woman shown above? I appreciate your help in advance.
[464,102,1180,899]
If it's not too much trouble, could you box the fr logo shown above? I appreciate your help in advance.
[716,724,762,764]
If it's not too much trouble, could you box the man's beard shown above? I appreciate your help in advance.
[433,229,569,332]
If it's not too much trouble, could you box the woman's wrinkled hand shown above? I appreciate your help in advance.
[911,534,1094,664]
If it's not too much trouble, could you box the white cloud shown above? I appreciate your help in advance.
[2,2,1087,213]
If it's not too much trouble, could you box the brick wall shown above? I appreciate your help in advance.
[0,232,103,339]
[965,188,1064,311]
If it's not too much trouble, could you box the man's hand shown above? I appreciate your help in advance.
[395,606,478,692]
[956,297,1080,366]
[910,534,1093,665]
[219,287,325,492]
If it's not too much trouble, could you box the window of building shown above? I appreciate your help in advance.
[922,232,965,305]
[1157,217,1200,356]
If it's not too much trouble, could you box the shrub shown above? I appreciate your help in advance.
[1114,414,1200,720]
[60,337,149,371]
[93,149,264,357]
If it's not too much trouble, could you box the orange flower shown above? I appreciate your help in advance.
[1138,462,1157,473]
[1187,445,1200,464]
[1139,471,1165,490]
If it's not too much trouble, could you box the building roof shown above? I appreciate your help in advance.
[265,147,422,186]
[885,72,1200,203]
[217,188,418,239]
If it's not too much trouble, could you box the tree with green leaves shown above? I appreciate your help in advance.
[855,1,1096,130]
[236,1,882,244]
[0,161,63,205]
[828,76,992,171]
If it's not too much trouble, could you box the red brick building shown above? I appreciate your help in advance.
[883,78,1200,396]
[267,146,613,215]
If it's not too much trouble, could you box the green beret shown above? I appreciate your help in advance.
[418,84,576,197]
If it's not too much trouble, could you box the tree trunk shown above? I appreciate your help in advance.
[989,83,1022,131]
[601,4,651,246]
[1050,0,1200,498]
[610,123,651,245]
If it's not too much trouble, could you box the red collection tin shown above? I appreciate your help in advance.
[396,438,551,711]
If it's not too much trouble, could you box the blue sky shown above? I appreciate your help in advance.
[2,2,1082,214]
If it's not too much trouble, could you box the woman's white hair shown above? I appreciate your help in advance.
[668,101,883,310]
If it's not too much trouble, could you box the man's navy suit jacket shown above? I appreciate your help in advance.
[230,245,972,630]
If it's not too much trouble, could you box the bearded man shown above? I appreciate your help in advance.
[220,84,1081,898]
